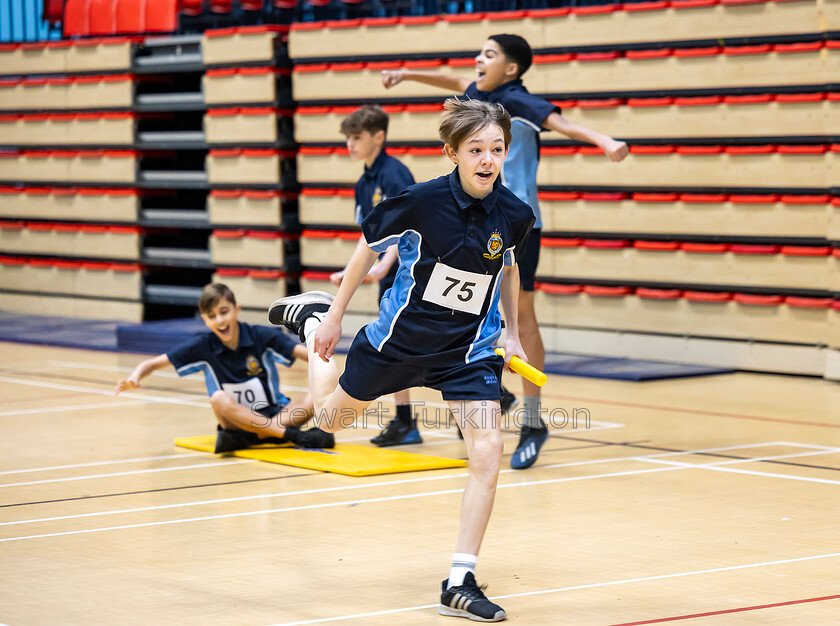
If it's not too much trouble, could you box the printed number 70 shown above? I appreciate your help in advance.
[442,276,476,302]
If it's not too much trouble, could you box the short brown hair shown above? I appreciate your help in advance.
[438,98,511,151]
[340,104,389,136]
[198,283,236,314]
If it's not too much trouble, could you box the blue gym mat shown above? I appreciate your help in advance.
[0,310,121,351]
[543,352,733,381]
[116,318,207,354]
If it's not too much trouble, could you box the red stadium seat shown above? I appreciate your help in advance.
[178,0,202,15]
[116,0,145,33]
[145,0,178,31]
[64,0,92,36]
[209,0,233,13]
[242,0,263,9]
[89,0,118,35]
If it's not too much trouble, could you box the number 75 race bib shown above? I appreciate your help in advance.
[422,262,493,315]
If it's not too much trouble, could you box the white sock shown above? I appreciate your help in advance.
[303,312,326,346]
[447,553,477,588]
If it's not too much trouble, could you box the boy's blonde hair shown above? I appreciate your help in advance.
[198,283,237,314]
[438,98,512,151]
[340,104,389,137]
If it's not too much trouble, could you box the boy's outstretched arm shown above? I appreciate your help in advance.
[314,236,379,362]
[381,68,471,93]
[543,112,629,162]
[115,354,171,395]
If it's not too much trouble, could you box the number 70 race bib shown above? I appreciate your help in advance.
[422,262,492,315]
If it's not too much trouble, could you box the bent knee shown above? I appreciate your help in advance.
[210,390,231,408]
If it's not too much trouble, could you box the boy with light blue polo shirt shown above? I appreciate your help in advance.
[382,33,629,469]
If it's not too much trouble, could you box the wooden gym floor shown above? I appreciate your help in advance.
[1,340,839,625]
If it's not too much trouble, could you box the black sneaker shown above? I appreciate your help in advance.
[284,426,335,449]
[214,426,260,453]
[510,422,549,470]
[439,572,506,622]
[214,427,285,453]
[499,386,518,415]
[268,291,335,342]
[370,418,423,446]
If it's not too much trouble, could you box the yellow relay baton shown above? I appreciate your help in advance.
[494,348,548,387]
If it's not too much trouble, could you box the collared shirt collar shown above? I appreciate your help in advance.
[212,321,253,354]
[448,166,501,214]
[363,148,389,179]
[477,78,523,99]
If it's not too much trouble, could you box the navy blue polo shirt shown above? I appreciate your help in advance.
[354,148,415,225]
[167,322,298,409]
[360,167,534,367]
[464,79,561,229]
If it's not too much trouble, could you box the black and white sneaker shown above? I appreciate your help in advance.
[439,573,506,622]
[268,291,334,342]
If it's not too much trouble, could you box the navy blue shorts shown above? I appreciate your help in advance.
[517,228,541,292]
[252,398,289,418]
[339,329,504,402]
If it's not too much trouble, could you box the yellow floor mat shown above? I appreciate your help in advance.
[175,435,467,477]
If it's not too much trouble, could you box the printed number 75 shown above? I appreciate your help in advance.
[443,277,476,302]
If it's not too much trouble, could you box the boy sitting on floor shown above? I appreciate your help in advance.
[115,283,333,453]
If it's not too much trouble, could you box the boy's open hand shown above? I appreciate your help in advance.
[381,69,405,89]
[114,377,139,396]
[604,139,629,162]
[329,270,345,286]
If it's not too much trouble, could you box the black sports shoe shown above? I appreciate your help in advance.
[499,386,518,415]
[284,426,335,449]
[214,426,286,454]
[510,422,549,470]
[268,291,335,342]
[214,426,260,453]
[370,418,423,446]
[439,572,506,622]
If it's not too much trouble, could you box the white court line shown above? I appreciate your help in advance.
[0,399,149,418]
[0,459,256,489]
[268,551,840,625]
[0,453,192,476]
[47,359,312,393]
[645,457,840,486]
[1,442,811,527]
[0,466,680,543]
[0,375,210,408]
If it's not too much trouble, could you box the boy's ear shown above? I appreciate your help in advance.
[373,129,386,145]
[504,60,519,80]
[443,143,458,164]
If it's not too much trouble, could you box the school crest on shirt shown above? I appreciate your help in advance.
[245,355,263,376]
[483,230,504,260]
[372,186,384,206]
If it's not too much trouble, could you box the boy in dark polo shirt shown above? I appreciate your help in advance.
[115,283,332,453]
[270,98,533,622]
[382,33,629,469]
[328,104,420,447]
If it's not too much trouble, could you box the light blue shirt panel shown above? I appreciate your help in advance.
[502,119,542,229]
